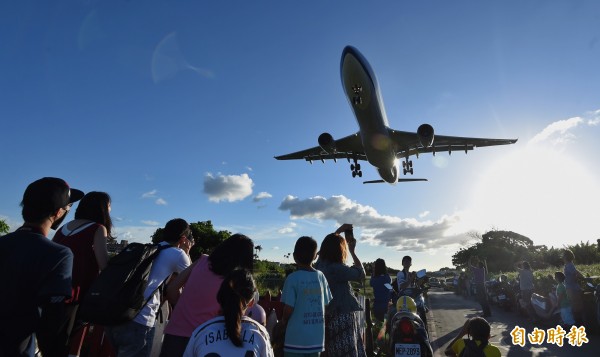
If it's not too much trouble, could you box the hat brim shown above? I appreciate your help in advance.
[69,188,85,203]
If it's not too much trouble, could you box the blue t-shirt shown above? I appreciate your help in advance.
[370,274,392,313]
[281,269,332,354]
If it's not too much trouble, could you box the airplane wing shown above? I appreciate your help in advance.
[274,132,367,162]
[389,130,517,158]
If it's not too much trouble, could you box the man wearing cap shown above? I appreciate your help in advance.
[0,177,84,356]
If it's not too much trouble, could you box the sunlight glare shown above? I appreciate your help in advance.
[463,145,600,248]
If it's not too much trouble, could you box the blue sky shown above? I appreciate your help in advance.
[2,1,600,271]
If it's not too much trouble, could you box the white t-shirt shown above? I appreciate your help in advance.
[397,270,410,292]
[183,316,274,357]
[134,242,191,327]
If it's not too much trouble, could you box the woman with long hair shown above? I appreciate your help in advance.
[183,269,273,356]
[370,258,392,321]
[315,223,366,357]
[52,191,112,355]
[160,234,255,356]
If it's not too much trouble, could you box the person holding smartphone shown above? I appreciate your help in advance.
[315,223,366,357]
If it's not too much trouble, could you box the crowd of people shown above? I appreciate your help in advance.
[0,177,590,357]
[0,177,364,357]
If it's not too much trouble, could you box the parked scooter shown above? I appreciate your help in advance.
[510,278,528,316]
[530,290,561,326]
[581,278,600,331]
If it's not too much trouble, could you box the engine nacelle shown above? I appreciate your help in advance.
[417,124,434,148]
[318,132,336,154]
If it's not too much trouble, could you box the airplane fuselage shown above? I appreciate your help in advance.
[340,46,399,183]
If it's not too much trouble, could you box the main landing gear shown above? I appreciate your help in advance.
[402,158,414,175]
[350,158,362,178]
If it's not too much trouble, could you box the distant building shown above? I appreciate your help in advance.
[107,239,128,255]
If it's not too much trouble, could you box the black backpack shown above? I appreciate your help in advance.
[78,243,170,325]
[459,338,487,357]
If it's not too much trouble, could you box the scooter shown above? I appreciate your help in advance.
[530,290,561,326]
[494,275,513,310]
[510,278,528,316]
[400,269,430,330]
[388,309,433,357]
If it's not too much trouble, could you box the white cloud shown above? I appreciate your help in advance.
[272,246,280,250]
[419,211,430,218]
[141,190,167,205]
[528,117,583,145]
[141,220,160,226]
[588,109,600,126]
[253,192,273,202]
[277,222,297,235]
[154,198,166,205]
[246,166,253,171]
[278,195,467,252]
[142,189,157,198]
[203,173,254,203]
[112,225,158,244]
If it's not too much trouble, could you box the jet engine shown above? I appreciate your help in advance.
[318,132,336,154]
[417,124,434,148]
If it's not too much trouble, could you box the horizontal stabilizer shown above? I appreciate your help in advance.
[363,178,428,184]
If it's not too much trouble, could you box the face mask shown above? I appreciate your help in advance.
[51,209,69,230]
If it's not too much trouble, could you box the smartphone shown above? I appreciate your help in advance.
[384,283,393,290]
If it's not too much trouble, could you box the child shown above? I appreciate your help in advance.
[554,271,575,326]
[444,317,500,357]
[281,236,332,357]
[183,269,273,356]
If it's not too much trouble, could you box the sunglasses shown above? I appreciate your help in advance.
[186,233,195,244]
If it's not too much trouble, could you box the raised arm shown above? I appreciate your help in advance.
[338,224,365,280]
[444,319,470,356]
[166,260,197,305]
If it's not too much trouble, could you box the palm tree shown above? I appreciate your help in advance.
[255,245,263,260]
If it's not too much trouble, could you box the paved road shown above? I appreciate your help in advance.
[426,289,598,357]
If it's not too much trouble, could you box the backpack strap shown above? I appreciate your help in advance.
[459,339,487,357]
[139,243,174,310]
[64,221,96,236]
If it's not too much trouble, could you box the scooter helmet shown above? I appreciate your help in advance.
[396,295,417,313]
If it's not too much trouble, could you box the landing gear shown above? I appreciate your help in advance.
[350,157,362,178]
[402,158,413,175]
[352,85,363,105]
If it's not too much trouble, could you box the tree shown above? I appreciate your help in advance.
[150,220,231,261]
[0,219,9,236]
[452,230,537,273]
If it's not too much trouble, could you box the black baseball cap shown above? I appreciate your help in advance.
[22,177,84,212]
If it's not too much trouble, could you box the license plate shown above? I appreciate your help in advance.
[395,343,421,356]
[498,294,506,300]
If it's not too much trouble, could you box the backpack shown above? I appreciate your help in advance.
[78,242,171,325]
[459,338,487,357]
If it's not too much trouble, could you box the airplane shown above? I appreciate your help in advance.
[275,46,517,184]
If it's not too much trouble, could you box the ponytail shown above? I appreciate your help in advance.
[217,269,256,347]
